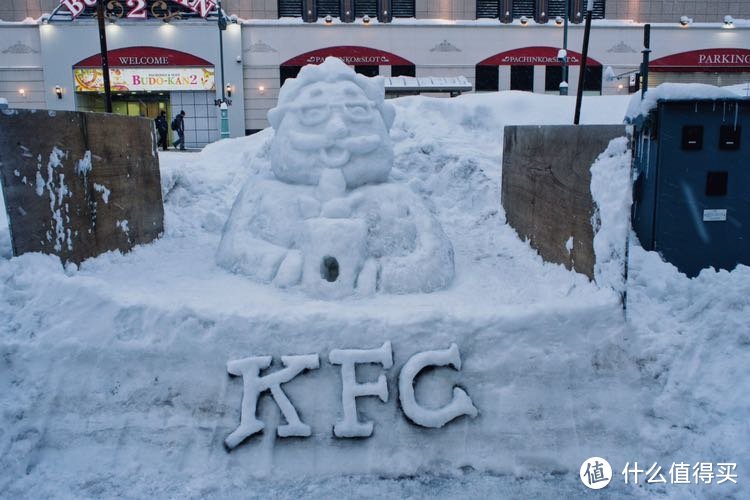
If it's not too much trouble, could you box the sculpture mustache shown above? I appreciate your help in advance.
[288,130,382,155]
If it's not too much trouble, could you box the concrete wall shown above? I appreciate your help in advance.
[0,25,45,109]
[501,125,628,280]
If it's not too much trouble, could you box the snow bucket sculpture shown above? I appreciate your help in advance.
[217,57,454,298]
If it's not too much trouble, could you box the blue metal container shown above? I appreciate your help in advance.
[631,96,750,277]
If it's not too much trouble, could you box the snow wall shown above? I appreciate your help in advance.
[502,125,629,280]
[0,109,164,264]
[1,280,641,484]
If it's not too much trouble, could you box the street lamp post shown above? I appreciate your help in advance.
[216,0,230,139]
[573,0,593,125]
[96,0,112,112]
[560,0,569,96]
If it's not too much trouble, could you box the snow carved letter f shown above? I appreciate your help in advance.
[329,342,393,438]
[225,354,320,450]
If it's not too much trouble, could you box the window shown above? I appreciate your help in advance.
[392,0,415,17]
[278,0,302,17]
[355,0,377,17]
[280,66,302,87]
[475,1,606,21]
[545,66,563,92]
[510,66,534,91]
[477,0,499,18]
[475,66,499,92]
[355,66,379,77]
[512,0,535,18]
[317,0,340,17]
[583,65,602,93]
[719,125,741,150]
[391,65,416,77]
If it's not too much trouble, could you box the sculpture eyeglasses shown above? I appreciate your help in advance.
[287,102,378,126]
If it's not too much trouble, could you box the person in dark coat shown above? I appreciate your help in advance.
[155,110,168,151]
[172,110,186,151]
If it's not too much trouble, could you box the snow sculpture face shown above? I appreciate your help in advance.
[268,58,394,189]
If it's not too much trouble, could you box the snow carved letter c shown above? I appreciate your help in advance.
[329,341,393,438]
[398,344,478,428]
[225,354,320,450]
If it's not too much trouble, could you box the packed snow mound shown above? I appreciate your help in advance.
[218,58,454,297]
[2,87,748,498]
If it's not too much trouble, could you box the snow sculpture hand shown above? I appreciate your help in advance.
[217,57,454,297]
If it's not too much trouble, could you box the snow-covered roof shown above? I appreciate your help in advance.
[625,83,749,121]
[384,76,472,93]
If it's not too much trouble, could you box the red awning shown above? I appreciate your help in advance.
[281,46,413,67]
[650,48,750,73]
[73,46,213,68]
[478,46,600,67]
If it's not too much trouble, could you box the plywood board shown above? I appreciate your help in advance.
[501,125,627,280]
[0,109,164,264]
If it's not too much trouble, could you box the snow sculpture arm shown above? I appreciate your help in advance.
[225,354,319,450]
[398,344,478,428]
[374,189,454,294]
[329,341,393,437]
[217,180,315,285]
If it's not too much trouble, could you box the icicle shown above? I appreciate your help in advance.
[734,103,739,130]
[722,102,726,122]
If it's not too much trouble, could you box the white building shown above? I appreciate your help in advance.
[1,1,749,145]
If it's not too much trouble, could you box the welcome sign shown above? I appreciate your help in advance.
[74,67,215,92]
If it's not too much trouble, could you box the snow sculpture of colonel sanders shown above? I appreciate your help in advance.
[217,57,454,298]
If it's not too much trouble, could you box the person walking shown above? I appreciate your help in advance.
[155,110,168,151]
[172,110,186,151]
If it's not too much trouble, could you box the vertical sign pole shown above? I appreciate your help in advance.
[573,0,593,125]
[560,0,569,95]
[640,24,651,100]
[96,0,112,113]
[217,0,229,139]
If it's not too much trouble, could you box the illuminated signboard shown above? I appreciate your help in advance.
[74,67,215,92]
[58,0,216,20]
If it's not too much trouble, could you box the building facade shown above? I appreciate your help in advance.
[1,1,749,144]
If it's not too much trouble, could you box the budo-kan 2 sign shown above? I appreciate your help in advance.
[225,342,478,450]
[58,0,216,19]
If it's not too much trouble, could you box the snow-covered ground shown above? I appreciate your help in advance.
[1,89,748,499]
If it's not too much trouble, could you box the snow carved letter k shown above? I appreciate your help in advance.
[225,354,320,450]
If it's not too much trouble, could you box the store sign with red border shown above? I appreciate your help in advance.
[478,46,601,67]
[58,0,216,20]
[73,46,213,69]
[650,48,750,72]
[281,46,414,67]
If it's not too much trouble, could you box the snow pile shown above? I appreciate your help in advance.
[1,83,748,498]
[626,83,746,121]
[589,136,632,292]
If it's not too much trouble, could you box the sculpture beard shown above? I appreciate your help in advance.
[270,82,394,190]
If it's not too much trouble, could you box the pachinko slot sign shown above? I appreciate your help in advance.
[74,67,215,92]
[58,0,216,20]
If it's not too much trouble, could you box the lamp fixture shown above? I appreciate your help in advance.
[724,15,734,28]
[226,83,232,98]
[55,85,63,99]
[325,14,333,24]
[679,15,692,26]
[18,88,26,96]
[555,16,563,25]
[363,14,370,24]
[258,85,265,94]
[519,15,528,25]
